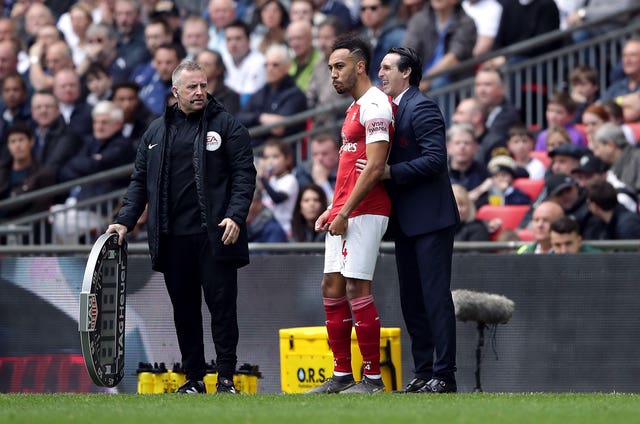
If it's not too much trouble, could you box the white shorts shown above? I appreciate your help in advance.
[323,214,389,281]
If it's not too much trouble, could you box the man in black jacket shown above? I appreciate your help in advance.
[106,60,256,394]
[58,100,133,200]
[31,90,82,182]
[110,81,156,151]
[237,44,307,147]
[473,66,521,148]
[585,180,640,240]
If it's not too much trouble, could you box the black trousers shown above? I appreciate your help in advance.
[395,225,457,383]
[160,233,238,381]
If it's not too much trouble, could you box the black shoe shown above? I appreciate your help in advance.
[417,378,457,393]
[216,377,237,394]
[403,377,430,393]
[176,379,206,394]
[304,374,356,394]
[340,375,385,394]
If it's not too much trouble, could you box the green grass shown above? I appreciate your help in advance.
[1,393,639,424]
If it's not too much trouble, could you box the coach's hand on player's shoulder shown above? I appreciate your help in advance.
[355,159,390,179]
[315,208,331,233]
[105,223,128,245]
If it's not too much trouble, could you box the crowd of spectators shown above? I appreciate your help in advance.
[0,0,639,248]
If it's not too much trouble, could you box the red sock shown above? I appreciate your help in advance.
[351,295,381,375]
[323,296,353,373]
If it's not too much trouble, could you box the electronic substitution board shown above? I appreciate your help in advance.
[79,233,127,387]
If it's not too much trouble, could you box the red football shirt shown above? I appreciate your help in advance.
[329,87,394,221]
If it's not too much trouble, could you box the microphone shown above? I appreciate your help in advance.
[451,289,514,324]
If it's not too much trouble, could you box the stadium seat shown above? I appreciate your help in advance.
[476,205,530,240]
[513,178,545,201]
[517,228,535,241]
[574,123,587,141]
[529,150,551,169]
[627,122,640,144]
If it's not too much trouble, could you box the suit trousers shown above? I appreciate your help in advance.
[160,233,239,381]
[395,224,457,382]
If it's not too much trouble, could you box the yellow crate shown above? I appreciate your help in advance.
[137,372,154,394]
[279,326,402,393]
[138,369,258,394]
[203,373,259,394]
[167,369,186,393]
[234,374,258,394]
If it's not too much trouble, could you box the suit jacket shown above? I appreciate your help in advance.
[59,132,134,201]
[485,98,521,142]
[237,75,307,147]
[35,117,83,180]
[387,86,460,237]
[67,101,93,139]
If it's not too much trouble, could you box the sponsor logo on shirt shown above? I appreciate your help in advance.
[341,142,358,153]
[367,118,389,137]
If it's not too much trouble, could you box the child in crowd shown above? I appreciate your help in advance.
[451,184,491,242]
[475,155,532,208]
[258,138,299,235]
[85,63,113,107]
[0,123,53,218]
[545,125,572,152]
[535,91,587,151]
[569,65,599,124]
[507,124,546,180]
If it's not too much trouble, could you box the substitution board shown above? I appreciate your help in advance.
[79,233,127,387]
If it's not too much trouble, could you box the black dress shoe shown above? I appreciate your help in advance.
[417,378,457,393]
[403,377,430,393]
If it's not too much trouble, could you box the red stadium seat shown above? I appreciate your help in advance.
[517,228,535,241]
[513,178,545,201]
[476,205,530,240]
[627,122,640,144]
[574,123,587,141]
[476,205,529,230]
[529,150,551,169]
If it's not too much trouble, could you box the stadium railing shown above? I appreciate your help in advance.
[2,8,640,244]
[0,240,639,256]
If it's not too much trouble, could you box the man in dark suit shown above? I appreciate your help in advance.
[474,65,521,148]
[375,47,460,393]
[52,69,93,140]
[30,90,82,182]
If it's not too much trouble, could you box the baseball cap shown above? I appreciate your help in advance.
[152,1,180,17]
[487,155,516,177]
[548,143,585,159]
[545,173,576,196]
[571,154,606,175]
